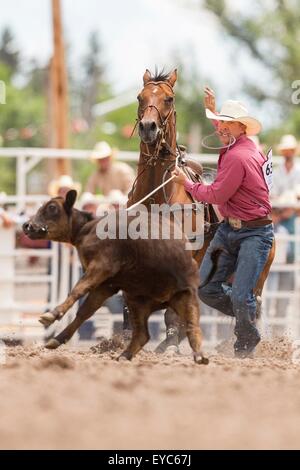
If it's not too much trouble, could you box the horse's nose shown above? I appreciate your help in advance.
[139,120,158,134]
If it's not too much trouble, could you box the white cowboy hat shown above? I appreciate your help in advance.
[106,189,127,206]
[90,141,113,160]
[48,175,82,197]
[79,192,99,210]
[278,134,298,151]
[205,100,262,136]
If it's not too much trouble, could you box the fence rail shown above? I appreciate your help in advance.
[1,147,300,348]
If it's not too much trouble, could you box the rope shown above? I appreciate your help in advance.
[126,155,179,211]
[201,131,236,150]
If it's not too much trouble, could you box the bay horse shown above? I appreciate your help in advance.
[126,68,275,353]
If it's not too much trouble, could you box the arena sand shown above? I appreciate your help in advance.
[0,336,300,450]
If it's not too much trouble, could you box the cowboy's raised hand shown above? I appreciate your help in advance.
[204,86,216,113]
[171,166,188,185]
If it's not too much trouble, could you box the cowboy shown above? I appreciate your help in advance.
[85,141,135,197]
[172,87,274,358]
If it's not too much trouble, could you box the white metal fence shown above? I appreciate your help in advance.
[0,147,300,348]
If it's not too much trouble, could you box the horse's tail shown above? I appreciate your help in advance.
[199,249,222,289]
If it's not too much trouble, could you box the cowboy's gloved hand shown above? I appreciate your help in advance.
[204,86,216,113]
[172,166,188,185]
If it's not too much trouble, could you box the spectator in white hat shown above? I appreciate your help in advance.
[79,192,100,216]
[106,189,127,209]
[85,141,135,197]
[272,134,300,198]
[48,174,82,199]
[271,134,300,263]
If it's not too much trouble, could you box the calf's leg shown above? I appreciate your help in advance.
[45,284,117,349]
[118,300,152,361]
[169,289,208,364]
[39,269,109,327]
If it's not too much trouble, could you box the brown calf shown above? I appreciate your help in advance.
[23,190,208,364]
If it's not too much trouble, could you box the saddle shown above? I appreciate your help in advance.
[177,145,203,183]
[178,145,220,239]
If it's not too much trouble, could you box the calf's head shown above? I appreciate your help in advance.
[23,190,77,242]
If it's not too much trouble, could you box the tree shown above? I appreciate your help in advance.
[203,0,300,140]
[26,59,48,95]
[0,27,19,76]
[203,0,300,105]
[80,31,108,126]
[0,62,46,193]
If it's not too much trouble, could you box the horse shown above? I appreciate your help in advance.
[126,68,275,353]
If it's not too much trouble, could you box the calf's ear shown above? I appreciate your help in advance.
[64,190,77,215]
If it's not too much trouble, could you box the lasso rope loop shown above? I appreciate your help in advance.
[201,130,236,150]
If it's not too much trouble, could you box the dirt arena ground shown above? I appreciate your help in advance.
[0,336,300,450]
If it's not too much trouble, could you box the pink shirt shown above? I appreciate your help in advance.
[184,135,271,221]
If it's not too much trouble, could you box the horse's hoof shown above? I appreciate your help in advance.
[45,339,61,350]
[165,345,180,356]
[193,353,209,365]
[154,339,167,354]
[39,312,56,326]
[117,352,132,362]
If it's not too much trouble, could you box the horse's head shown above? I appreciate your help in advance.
[137,69,177,145]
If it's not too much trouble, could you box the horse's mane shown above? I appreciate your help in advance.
[150,68,171,83]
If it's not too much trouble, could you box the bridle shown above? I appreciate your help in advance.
[128,78,220,235]
[132,80,177,165]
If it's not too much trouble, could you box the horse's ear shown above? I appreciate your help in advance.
[143,69,151,85]
[168,69,177,87]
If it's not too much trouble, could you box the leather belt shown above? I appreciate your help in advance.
[225,215,272,230]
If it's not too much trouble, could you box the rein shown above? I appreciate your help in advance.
[128,79,221,234]
[128,80,178,204]
[133,81,176,165]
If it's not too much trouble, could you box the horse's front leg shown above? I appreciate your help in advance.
[118,299,152,361]
[155,307,185,354]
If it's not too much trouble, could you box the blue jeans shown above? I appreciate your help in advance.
[199,221,274,351]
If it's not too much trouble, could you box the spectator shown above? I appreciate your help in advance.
[0,193,8,224]
[269,190,298,323]
[79,192,100,216]
[85,141,135,196]
[0,192,25,228]
[48,174,82,199]
[272,189,298,262]
[272,134,300,198]
[106,189,128,210]
[271,135,300,264]
[0,206,14,228]
[266,207,290,320]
